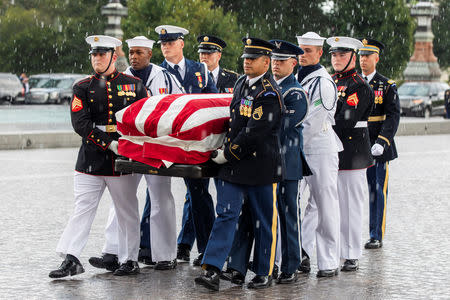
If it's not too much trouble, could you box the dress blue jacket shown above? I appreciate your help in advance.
[278,74,311,180]
[161,58,218,94]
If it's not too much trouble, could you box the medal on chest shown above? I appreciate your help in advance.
[195,72,203,88]
[117,84,136,97]
[374,86,384,104]
[240,96,253,117]
[337,86,347,98]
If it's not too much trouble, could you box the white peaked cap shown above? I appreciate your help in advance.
[296,32,326,46]
[326,36,364,51]
[126,36,155,49]
[154,25,189,36]
[85,35,122,48]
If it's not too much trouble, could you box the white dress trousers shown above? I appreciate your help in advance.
[102,174,177,262]
[56,172,141,263]
[337,169,367,260]
[300,153,340,270]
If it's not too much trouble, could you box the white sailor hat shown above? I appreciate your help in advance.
[296,32,326,46]
[326,36,363,53]
[155,25,189,43]
[86,35,121,54]
[126,36,155,49]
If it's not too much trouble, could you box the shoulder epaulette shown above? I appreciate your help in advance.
[387,79,395,85]
[223,68,239,76]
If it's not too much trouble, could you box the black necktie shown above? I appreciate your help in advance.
[209,71,215,84]
[174,64,183,84]
[242,80,249,97]
[364,76,369,82]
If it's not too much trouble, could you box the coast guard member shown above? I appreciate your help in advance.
[156,25,218,266]
[358,38,400,249]
[295,32,342,277]
[49,35,148,278]
[269,39,309,283]
[197,34,239,93]
[327,36,375,272]
[195,37,282,291]
[88,36,184,272]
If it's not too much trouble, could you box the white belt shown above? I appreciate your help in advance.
[354,121,367,128]
[96,125,106,131]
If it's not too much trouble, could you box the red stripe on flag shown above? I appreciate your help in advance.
[172,96,231,133]
[118,139,163,168]
[171,117,229,141]
[144,94,180,137]
[118,97,147,136]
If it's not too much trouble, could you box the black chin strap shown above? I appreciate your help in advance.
[98,50,115,75]
[342,50,355,72]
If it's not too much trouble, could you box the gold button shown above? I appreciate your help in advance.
[232,109,235,112]
[227,138,230,142]
[107,82,111,86]
[91,135,94,138]
[97,139,100,142]
[349,136,352,140]
[102,142,106,146]
[86,141,89,144]
[109,118,113,123]
[109,103,113,107]
[228,128,231,132]
[229,118,232,122]
[109,111,113,115]
[335,79,338,83]
[90,99,94,102]
[108,88,111,92]
[108,95,112,99]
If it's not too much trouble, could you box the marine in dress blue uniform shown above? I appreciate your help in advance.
[269,40,309,283]
[156,25,219,265]
[358,38,400,249]
[328,36,375,272]
[49,35,148,278]
[194,37,283,291]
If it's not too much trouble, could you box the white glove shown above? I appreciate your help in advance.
[371,143,384,156]
[108,140,119,155]
[212,149,228,164]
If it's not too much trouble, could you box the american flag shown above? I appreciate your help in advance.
[116,93,232,168]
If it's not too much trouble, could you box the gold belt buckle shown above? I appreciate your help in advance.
[105,125,117,133]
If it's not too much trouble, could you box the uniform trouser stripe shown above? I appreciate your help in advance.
[269,183,278,276]
[381,162,389,239]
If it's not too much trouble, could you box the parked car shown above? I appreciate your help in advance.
[0,73,25,104]
[399,81,450,118]
[25,73,87,104]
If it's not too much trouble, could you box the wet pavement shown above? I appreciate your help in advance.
[1,134,450,299]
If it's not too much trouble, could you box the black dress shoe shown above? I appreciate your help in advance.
[298,252,311,273]
[365,238,383,249]
[49,255,84,278]
[247,275,272,289]
[88,253,120,272]
[193,253,204,266]
[194,269,220,291]
[219,268,233,281]
[176,244,190,262]
[341,259,359,272]
[230,271,245,285]
[316,268,339,277]
[113,260,140,276]
[154,259,177,270]
[138,248,156,266]
[276,272,298,284]
[272,264,279,280]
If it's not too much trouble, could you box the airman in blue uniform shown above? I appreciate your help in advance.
[269,39,310,283]
[194,37,283,291]
[156,25,218,266]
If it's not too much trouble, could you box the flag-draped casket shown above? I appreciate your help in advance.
[116,93,232,168]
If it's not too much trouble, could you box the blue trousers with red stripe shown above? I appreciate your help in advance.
[213,181,278,276]
[367,161,389,241]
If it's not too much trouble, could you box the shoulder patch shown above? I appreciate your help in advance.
[388,79,395,85]
[263,91,277,97]
[71,96,83,112]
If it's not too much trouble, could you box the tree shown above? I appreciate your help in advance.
[0,0,109,75]
[328,0,415,79]
[433,0,449,70]
[122,0,242,72]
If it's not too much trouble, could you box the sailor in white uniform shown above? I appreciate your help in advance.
[295,32,343,277]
